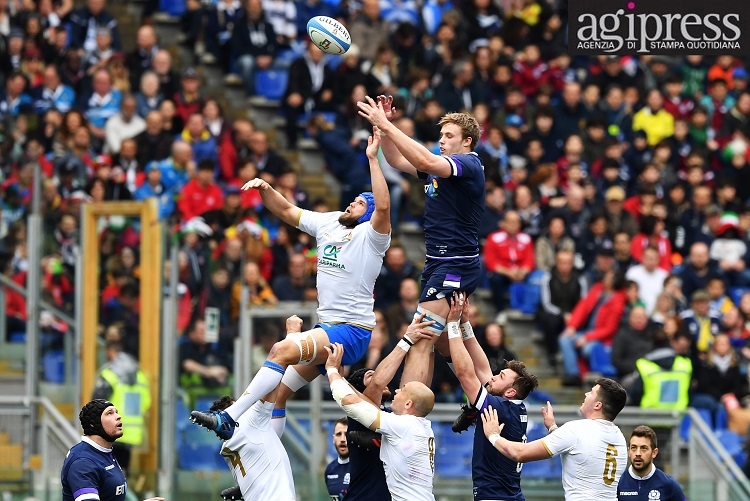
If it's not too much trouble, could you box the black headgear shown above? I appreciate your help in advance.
[347,368,374,393]
[79,399,119,443]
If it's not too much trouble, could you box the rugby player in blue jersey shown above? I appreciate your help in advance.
[357,95,486,388]
[446,293,538,501]
[617,426,686,501]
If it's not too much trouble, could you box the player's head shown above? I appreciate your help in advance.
[629,425,659,475]
[79,399,123,443]
[392,381,434,417]
[333,417,349,459]
[438,112,481,154]
[338,192,375,228]
[581,378,627,421]
[347,367,391,400]
[210,396,235,412]
[486,360,539,400]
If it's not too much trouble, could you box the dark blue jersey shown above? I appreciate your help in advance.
[618,465,687,501]
[419,152,485,259]
[472,387,527,501]
[62,438,127,501]
[325,457,351,500]
[343,417,391,501]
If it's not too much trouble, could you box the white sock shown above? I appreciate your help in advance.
[225,361,285,421]
[271,412,286,438]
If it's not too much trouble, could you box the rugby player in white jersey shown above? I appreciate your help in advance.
[211,316,303,501]
[481,378,628,501]
[325,342,437,501]
[190,128,392,440]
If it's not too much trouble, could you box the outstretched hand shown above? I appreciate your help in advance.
[241,178,270,192]
[357,96,390,129]
[481,406,504,438]
[541,400,556,430]
[404,312,436,342]
[325,342,345,371]
[377,95,397,121]
[447,292,464,323]
[365,126,382,159]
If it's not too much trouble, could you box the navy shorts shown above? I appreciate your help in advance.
[315,322,372,373]
[419,256,482,303]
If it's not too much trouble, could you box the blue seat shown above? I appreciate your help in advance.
[158,0,186,16]
[254,70,289,101]
[435,429,472,478]
[730,287,750,306]
[715,430,747,467]
[43,350,65,383]
[715,407,728,431]
[589,344,617,377]
[178,442,223,470]
[680,409,715,442]
[526,391,555,405]
[9,331,25,343]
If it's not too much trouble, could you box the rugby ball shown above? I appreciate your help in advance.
[306,16,351,55]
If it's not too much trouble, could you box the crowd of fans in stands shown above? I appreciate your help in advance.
[2,0,750,434]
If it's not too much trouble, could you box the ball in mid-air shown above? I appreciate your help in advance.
[306,16,351,55]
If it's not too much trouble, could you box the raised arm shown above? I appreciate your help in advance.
[241,178,302,226]
[364,314,435,403]
[358,96,452,178]
[456,298,494,386]
[481,406,552,462]
[374,96,417,177]
[366,127,392,236]
[446,294,483,402]
[326,343,383,431]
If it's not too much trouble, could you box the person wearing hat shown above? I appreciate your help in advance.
[681,289,722,356]
[710,212,750,287]
[173,67,205,123]
[190,127,391,441]
[603,185,639,237]
[61,399,164,501]
[134,161,176,220]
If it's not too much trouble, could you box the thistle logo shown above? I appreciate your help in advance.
[569,0,748,55]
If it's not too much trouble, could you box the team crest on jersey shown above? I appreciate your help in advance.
[343,472,350,484]
[648,491,661,500]
[425,179,439,198]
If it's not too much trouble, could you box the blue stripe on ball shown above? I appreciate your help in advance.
[306,17,351,55]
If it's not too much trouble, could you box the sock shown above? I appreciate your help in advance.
[225,361,285,421]
[271,408,286,437]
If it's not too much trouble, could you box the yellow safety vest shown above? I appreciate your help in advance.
[100,368,151,446]
[636,356,692,410]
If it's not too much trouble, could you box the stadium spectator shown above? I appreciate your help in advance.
[558,269,627,386]
[173,67,205,124]
[611,307,653,380]
[126,25,159,91]
[484,210,535,311]
[478,182,505,241]
[179,318,232,390]
[374,244,421,310]
[692,333,750,417]
[104,94,146,154]
[69,0,121,52]
[680,289,722,357]
[537,249,586,369]
[678,242,721,302]
[229,0,278,93]
[134,161,175,220]
[272,252,312,301]
[135,71,163,119]
[629,329,692,409]
[534,215,574,273]
[230,261,278,318]
[135,111,173,165]
[349,0,392,62]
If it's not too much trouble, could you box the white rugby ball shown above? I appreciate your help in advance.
[306,16,351,55]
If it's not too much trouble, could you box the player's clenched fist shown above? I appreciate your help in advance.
[241,178,270,191]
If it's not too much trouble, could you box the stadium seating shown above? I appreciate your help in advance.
[254,70,289,102]
[588,344,617,377]
[715,430,747,468]
[680,408,716,442]
[42,350,65,383]
[434,423,473,478]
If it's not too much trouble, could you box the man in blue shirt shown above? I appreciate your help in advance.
[357,95,486,386]
[618,425,687,501]
[325,417,351,500]
[446,294,539,501]
[61,399,164,501]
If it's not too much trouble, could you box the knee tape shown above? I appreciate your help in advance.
[286,332,318,365]
[281,365,309,392]
[415,307,447,337]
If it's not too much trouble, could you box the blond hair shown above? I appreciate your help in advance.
[438,112,481,150]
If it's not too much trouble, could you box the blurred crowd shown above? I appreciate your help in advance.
[2,0,750,433]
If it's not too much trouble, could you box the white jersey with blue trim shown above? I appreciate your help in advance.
[297,210,391,329]
[419,152,485,260]
[222,401,296,501]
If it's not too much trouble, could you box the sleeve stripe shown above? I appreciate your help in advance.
[540,438,553,457]
[73,488,98,498]
[75,493,100,501]
[444,155,462,177]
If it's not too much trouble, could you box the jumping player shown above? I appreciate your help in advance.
[357,95,485,386]
[190,128,391,439]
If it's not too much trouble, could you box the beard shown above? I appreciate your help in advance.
[338,212,359,228]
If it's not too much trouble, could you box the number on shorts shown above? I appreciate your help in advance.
[603,444,617,485]
[516,434,527,473]
[221,446,246,477]
[428,436,435,474]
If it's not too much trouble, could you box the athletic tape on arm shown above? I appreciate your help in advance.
[330,378,379,428]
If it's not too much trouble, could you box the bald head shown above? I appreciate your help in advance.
[402,381,435,417]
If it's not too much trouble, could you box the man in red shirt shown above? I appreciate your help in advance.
[483,210,535,311]
[178,159,224,221]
